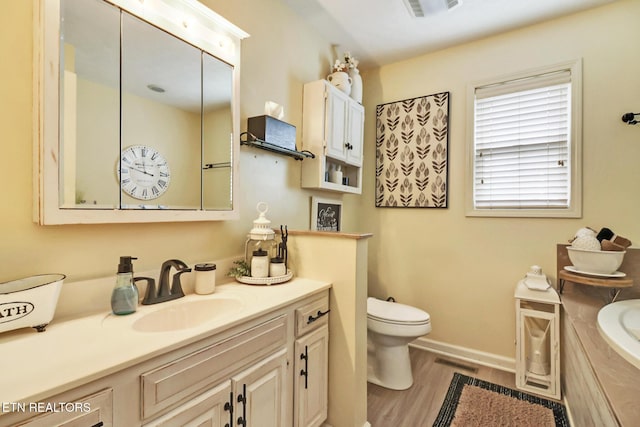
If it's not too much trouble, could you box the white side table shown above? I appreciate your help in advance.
[514,280,561,399]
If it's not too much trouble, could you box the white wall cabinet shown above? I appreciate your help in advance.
[302,79,364,194]
[324,87,364,166]
[4,291,329,427]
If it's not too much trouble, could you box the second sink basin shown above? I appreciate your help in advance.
[133,297,243,333]
[597,299,640,369]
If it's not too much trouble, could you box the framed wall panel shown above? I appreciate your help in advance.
[375,92,450,208]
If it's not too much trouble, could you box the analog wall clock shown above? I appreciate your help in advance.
[117,145,171,200]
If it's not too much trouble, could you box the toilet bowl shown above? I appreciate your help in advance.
[367,297,431,390]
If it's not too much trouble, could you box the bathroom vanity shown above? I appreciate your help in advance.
[557,245,640,426]
[0,279,330,427]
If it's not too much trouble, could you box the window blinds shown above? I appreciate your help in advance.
[473,70,571,210]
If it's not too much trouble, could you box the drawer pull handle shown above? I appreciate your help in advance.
[307,309,330,324]
[300,345,309,389]
[237,384,247,426]
[224,392,233,427]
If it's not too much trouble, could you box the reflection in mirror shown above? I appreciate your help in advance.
[121,12,202,210]
[203,53,233,210]
[56,0,238,214]
[60,0,120,209]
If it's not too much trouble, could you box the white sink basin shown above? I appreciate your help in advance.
[132,297,243,333]
[597,299,640,369]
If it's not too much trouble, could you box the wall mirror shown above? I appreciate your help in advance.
[35,0,248,224]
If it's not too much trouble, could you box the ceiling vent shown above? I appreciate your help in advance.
[403,0,461,17]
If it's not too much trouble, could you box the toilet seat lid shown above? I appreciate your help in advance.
[367,297,430,324]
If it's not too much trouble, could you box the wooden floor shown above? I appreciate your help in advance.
[367,346,516,426]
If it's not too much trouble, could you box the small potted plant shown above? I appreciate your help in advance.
[343,52,359,71]
[327,57,352,95]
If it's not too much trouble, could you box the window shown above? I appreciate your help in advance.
[466,60,582,217]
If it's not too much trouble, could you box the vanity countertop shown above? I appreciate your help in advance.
[560,284,640,425]
[0,278,331,405]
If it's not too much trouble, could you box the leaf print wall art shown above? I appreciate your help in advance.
[375,92,449,208]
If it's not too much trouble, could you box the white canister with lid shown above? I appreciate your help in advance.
[251,250,269,278]
[329,165,343,184]
[269,257,286,277]
[194,263,216,294]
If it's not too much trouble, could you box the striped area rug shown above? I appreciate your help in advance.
[433,373,570,427]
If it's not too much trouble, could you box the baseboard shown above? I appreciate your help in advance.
[563,396,575,426]
[410,337,516,373]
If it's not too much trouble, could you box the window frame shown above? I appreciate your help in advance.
[465,59,583,218]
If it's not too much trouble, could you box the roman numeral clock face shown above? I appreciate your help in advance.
[117,145,171,200]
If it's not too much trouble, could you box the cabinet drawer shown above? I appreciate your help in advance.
[141,315,287,420]
[296,294,329,337]
[16,388,113,427]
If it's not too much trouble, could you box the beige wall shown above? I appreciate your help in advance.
[0,0,333,282]
[356,0,640,357]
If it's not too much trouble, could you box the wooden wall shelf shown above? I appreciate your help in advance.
[556,244,640,303]
[558,269,633,303]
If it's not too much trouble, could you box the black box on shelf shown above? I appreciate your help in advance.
[247,115,296,151]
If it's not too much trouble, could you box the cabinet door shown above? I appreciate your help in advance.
[295,326,329,427]
[233,349,288,427]
[345,102,364,167]
[325,87,349,161]
[143,381,232,427]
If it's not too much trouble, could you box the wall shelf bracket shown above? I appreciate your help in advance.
[240,132,314,161]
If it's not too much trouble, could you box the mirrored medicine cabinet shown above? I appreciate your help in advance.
[34,0,248,224]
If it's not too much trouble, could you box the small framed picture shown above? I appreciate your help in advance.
[311,197,342,232]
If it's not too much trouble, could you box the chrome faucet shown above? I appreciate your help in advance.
[141,259,191,305]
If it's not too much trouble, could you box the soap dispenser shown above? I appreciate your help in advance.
[111,256,139,315]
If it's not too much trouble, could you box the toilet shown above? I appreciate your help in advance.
[367,297,431,390]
